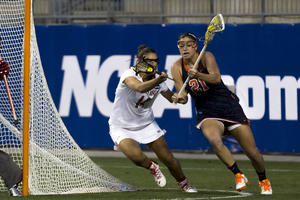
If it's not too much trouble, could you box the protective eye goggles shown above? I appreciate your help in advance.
[144,58,159,65]
[177,40,197,49]
[133,57,159,75]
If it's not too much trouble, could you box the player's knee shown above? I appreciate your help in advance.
[207,135,223,150]
[127,152,145,166]
[159,154,175,166]
[245,148,260,160]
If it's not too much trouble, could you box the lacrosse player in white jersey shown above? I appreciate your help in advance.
[0,59,23,196]
[108,45,197,193]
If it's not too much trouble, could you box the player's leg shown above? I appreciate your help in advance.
[230,125,264,171]
[0,150,23,196]
[117,138,167,187]
[230,125,272,194]
[147,136,183,179]
[147,136,197,192]
[201,119,248,191]
[201,119,235,166]
[117,138,151,168]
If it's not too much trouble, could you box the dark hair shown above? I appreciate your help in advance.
[177,32,197,41]
[136,45,156,59]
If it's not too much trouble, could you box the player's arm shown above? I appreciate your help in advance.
[160,89,173,103]
[188,51,221,84]
[170,60,188,104]
[124,73,168,93]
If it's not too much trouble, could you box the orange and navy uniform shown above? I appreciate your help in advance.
[180,56,250,129]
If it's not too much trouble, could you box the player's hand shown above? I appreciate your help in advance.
[0,60,10,80]
[157,71,168,82]
[188,69,199,79]
[172,92,187,104]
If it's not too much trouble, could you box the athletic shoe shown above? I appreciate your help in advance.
[259,179,272,195]
[150,161,166,187]
[8,184,23,196]
[235,173,249,191]
[180,183,197,193]
[177,178,197,193]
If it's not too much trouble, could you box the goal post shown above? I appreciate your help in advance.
[23,0,31,196]
[0,0,137,196]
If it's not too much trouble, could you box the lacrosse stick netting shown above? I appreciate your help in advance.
[204,13,225,45]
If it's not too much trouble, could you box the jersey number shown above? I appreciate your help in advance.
[189,79,209,93]
[135,96,151,108]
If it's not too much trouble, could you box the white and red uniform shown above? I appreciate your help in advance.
[109,67,168,145]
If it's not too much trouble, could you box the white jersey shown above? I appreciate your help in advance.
[108,67,168,128]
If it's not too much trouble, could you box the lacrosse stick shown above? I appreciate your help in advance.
[155,71,174,81]
[0,36,19,125]
[133,57,174,81]
[2,75,18,125]
[176,13,225,101]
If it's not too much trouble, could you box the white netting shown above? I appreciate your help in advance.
[0,0,136,195]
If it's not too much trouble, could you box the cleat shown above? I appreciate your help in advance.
[259,179,272,195]
[180,183,197,193]
[8,184,23,196]
[150,161,166,187]
[178,178,197,193]
[235,173,249,191]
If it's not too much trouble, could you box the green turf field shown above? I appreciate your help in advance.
[1,156,299,200]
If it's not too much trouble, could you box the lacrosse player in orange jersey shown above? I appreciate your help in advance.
[0,59,23,196]
[108,45,197,193]
[171,32,272,195]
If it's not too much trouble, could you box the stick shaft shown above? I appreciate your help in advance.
[156,71,174,81]
[3,75,18,123]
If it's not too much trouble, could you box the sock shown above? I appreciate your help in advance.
[256,170,267,181]
[228,162,242,175]
[146,160,154,170]
[146,160,158,170]
[176,176,187,186]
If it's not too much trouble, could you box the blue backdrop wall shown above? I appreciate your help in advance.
[35,24,300,153]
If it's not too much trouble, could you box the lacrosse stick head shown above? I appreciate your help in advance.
[204,13,225,44]
[133,56,156,75]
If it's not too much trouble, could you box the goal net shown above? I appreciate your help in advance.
[0,0,136,195]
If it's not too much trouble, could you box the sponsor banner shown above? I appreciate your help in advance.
[35,24,300,153]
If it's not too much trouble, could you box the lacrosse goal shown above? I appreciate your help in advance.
[0,0,136,195]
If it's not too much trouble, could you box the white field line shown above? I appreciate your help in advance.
[85,150,300,162]
[138,188,253,200]
[99,165,300,172]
